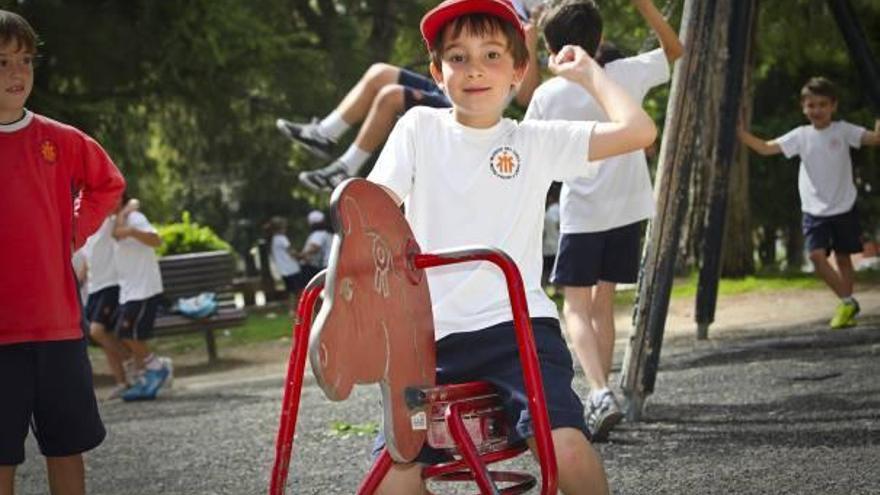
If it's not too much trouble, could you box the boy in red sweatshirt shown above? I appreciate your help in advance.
[0,10,125,495]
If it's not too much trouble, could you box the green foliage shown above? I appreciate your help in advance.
[326,421,379,439]
[157,211,232,256]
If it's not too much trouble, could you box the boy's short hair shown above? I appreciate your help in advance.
[0,9,38,53]
[539,0,602,57]
[422,0,530,71]
[801,77,837,102]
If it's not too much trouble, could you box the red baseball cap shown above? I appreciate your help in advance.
[420,0,525,51]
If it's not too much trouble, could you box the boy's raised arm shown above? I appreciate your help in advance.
[633,0,684,63]
[738,126,782,156]
[861,118,880,147]
[549,45,657,161]
[515,21,542,107]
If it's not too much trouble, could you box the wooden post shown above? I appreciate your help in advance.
[826,0,880,112]
[621,0,708,421]
[694,0,757,339]
[621,0,752,421]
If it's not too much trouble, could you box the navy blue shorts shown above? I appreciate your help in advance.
[84,285,120,328]
[115,294,163,341]
[552,221,644,286]
[0,338,106,465]
[398,68,450,111]
[802,207,863,255]
[373,318,588,464]
[282,273,308,294]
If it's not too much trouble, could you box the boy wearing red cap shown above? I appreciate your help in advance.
[367,0,656,493]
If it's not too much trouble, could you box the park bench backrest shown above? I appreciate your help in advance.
[158,250,238,308]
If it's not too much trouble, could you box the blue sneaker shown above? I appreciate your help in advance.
[122,363,171,401]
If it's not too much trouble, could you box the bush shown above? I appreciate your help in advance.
[157,211,232,256]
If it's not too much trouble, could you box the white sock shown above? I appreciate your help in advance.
[338,145,372,175]
[144,354,163,371]
[317,110,350,141]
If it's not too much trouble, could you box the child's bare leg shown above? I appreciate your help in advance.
[123,340,151,368]
[338,63,402,125]
[591,282,617,378]
[46,454,85,495]
[353,85,406,153]
[89,323,127,385]
[0,465,14,495]
[375,462,428,495]
[527,428,609,495]
[562,287,608,392]
[833,252,855,297]
[809,249,845,297]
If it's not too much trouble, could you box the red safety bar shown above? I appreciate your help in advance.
[269,247,558,494]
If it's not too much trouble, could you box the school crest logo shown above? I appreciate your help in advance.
[489,146,521,179]
[39,140,58,164]
[829,138,842,150]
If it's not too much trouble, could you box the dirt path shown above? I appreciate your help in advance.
[89,282,880,393]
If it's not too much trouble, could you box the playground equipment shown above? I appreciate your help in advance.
[269,178,559,494]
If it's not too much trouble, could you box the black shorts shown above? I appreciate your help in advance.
[115,294,163,341]
[552,221,644,286]
[0,339,105,465]
[84,285,120,328]
[282,273,308,294]
[802,207,863,255]
[398,68,450,111]
[373,318,588,464]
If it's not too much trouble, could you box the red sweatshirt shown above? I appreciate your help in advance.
[0,111,125,345]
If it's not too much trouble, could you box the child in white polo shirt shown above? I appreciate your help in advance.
[366,0,656,492]
[525,0,683,443]
[740,76,880,329]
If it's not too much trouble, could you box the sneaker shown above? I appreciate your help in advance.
[122,363,171,401]
[830,299,859,329]
[586,390,624,443]
[298,160,351,192]
[276,117,335,160]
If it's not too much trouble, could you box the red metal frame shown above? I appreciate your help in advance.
[269,247,558,495]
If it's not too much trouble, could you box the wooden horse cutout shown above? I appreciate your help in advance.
[270,179,558,494]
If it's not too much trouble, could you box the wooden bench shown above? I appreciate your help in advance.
[155,250,247,363]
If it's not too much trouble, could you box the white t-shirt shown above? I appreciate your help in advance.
[775,121,865,216]
[526,48,670,233]
[543,202,560,256]
[368,107,596,340]
[83,216,119,294]
[114,211,164,304]
[303,230,332,268]
[271,234,301,277]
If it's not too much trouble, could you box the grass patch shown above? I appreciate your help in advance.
[547,268,880,312]
[150,310,294,355]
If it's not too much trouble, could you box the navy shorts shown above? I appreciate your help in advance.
[802,207,863,255]
[84,285,120,328]
[282,273,308,294]
[552,221,644,286]
[373,318,588,464]
[115,294,163,341]
[398,68,450,111]
[0,338,106,465]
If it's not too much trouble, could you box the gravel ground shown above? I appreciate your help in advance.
[13,312,880,494]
